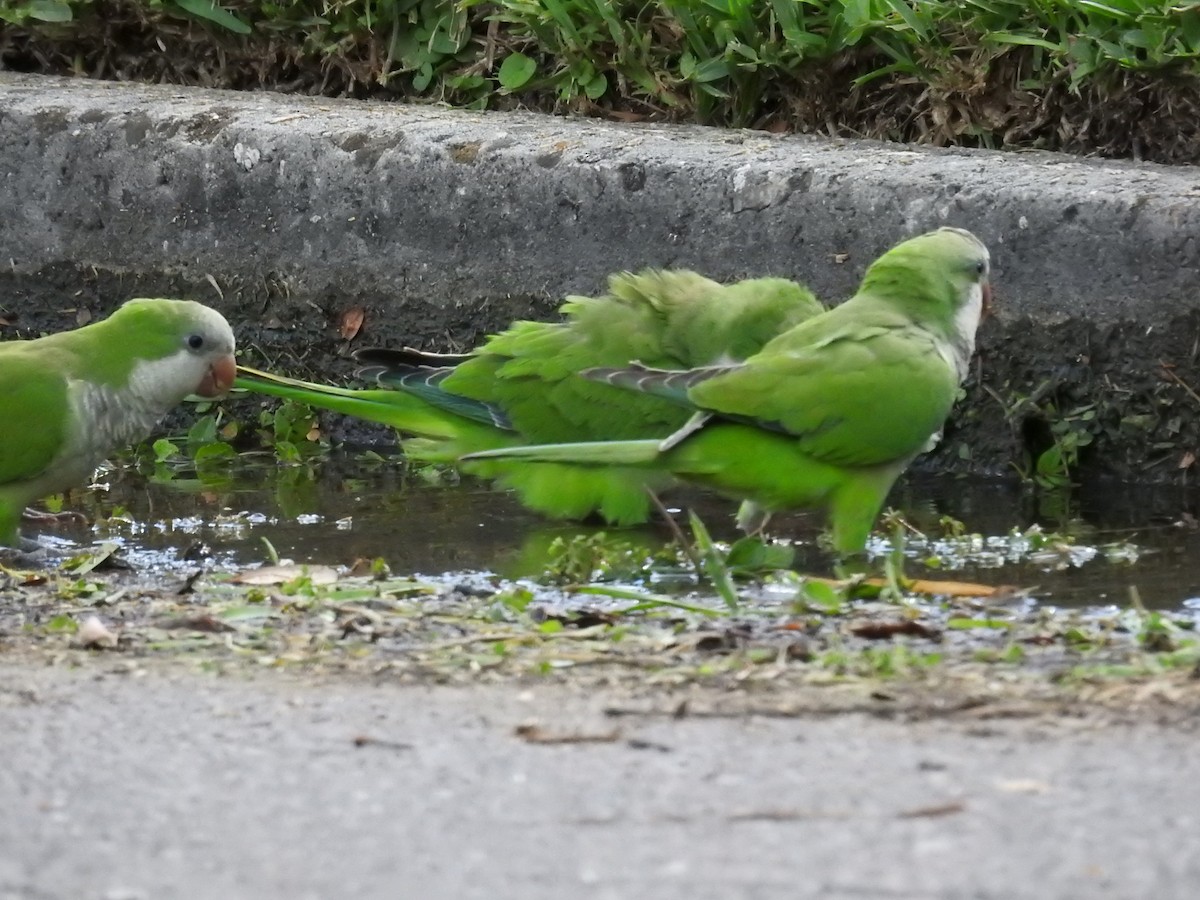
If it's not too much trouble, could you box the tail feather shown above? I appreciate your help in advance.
[462,439,666,466]
[353,346,473,368]
[357,364,513,430]
[582,362,735,406]
[234,366,466,440]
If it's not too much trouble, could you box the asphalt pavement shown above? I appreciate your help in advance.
[2,662,1197,900]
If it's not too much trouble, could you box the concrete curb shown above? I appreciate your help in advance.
[3,74,1198,322]
[2,73,1199,478]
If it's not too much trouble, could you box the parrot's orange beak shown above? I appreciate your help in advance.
[196,354,237,399]
[981,283,993,320]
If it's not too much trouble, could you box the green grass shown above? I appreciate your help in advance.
[3,0,1199,160]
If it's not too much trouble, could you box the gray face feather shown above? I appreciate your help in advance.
[54,302,236,498]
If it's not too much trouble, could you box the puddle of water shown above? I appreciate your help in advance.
[44,452,1200,611]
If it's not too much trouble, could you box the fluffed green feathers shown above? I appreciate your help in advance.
[465,228,992,553]
[235,269,823,524]
[0,298,236,546]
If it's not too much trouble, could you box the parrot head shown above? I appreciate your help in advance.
[110,298,237,403]
[860,226,991,339]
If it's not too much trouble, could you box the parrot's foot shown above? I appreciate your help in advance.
[22,507,89,529]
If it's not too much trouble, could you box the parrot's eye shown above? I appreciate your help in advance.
[187,334,205,350]
[975,260,987,276]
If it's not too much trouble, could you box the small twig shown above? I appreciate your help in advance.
[645,488,704,572]
[1160,363,1200,408]
[514,724,621,745]
[981,383,1014,416]
[897,801,966,819]
[352,734,412,751]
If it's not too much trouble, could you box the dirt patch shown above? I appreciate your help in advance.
[2,543,1198,727]
[936,312,1200,485]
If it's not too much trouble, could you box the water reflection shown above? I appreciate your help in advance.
[44,452,1200,610]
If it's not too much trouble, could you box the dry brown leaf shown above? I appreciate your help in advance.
[338,306,366,340]
[806,575,1004,598]
[851,620,941,641]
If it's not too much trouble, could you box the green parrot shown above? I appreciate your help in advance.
[463,228,992,555]
[0,298,237,548]
[235,270,823,524]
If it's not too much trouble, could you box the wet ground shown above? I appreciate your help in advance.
[7,453,1200,899]
[0,449,1196,710]
[52,451,1200,611]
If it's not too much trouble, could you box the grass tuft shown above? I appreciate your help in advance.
[2,0,1199,161]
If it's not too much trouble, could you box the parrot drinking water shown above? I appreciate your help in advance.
[235,270,823,525]
[0,298,236,548]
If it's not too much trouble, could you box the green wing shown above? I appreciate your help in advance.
[443,270,822,444]
[0,350,71,543]
[688,319,958,467]
[238,269,824,525]
[0,352,69,487]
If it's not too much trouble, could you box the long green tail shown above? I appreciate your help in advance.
[234,365,468,441]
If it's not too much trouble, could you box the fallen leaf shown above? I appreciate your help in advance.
[338,306,366,340]
[231,564,339,586]
[805,575,1003,598]
[62,542,126,575]
[904,578,1006,597]
[851,620,941,640]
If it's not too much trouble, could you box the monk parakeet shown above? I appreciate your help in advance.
[0,298,237,547]
[235,270,823,524]
[464,228,992,555]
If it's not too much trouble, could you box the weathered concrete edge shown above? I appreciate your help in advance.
[1,72,1198,329]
